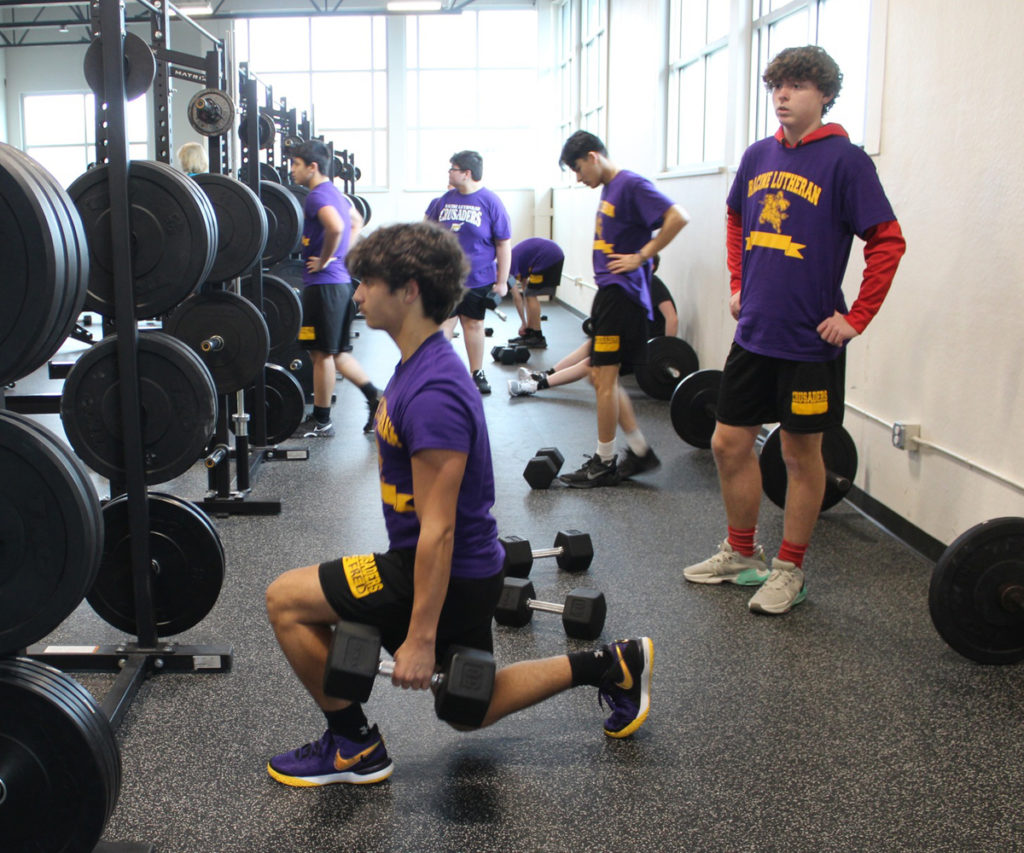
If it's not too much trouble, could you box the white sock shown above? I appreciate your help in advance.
[624,429,649,456]
[596,440,616,463]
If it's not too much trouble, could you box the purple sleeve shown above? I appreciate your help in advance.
[402,386,472,456]
[631,174,676,230]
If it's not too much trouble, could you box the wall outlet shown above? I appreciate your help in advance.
[891,422,921,450]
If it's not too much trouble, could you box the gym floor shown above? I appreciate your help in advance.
[24,299,1024,852]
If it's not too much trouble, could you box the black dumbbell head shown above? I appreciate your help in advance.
[561,588,607,640]
[553,529,594,572]
[500,535,534,578]
[434,646,496,727]
[324,620,383,702]
[523,447,564,490]
[494,577,535,627]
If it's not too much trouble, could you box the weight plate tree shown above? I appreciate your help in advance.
[929,517,1024,664]
[260,180,304,265]
[228,362,306,445]
[240,273,303,354]
[60,331,218,485]
[193,172,268,282]
[68,159,219,318]
[87,493,225,637]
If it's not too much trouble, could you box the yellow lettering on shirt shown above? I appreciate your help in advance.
[380,480,414,513]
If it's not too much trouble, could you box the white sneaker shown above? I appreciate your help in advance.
[682,540,770,586]
[516,366,533,382]
[508,378,538,397]
[748,559,807,614]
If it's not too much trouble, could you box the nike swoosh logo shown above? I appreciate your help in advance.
[613,647,633,690]
[334,742,380,771]
[588,466,612,480]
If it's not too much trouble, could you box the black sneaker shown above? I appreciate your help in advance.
[559,454,620,488]
[598,637,653,738]
[303,421,335,438]
[617,446,662,479]
[363,397,380,433]
[509,329,548,349]
[472,370,491,395]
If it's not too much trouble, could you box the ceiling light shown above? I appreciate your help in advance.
[178,3,214,16]
[386,1,442,11]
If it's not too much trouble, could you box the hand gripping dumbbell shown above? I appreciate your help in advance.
[482,290,507,321]
[494,578,606,640]
[491,344,530,365]
[523,446,564,489]
[323,620,496,727]
[500,529,594,578]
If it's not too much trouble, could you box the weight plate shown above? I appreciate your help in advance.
[929,517,1024,664]
[68,160,218,319]
[269,257,306,290]
[634,336,700,400]
[261,180,304,265]
[187,88,235,137]
[164,290,270,394]
[60,331,218,485]
[281,134,304,153]
[260,162,283,184]
[240,273,303,353]
[0,412,103,657]
[88,492,225,637]
[229,362,306,445]
[270,341,314,401]
[0,658,119,851]
[193,173,268,281]
[83,32,156,102]
[239,111,276,150]
[344,192,369,224]
[759,424,858,512]
[670,368,722,449]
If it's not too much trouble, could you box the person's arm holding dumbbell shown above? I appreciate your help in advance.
[493,238,511,298]
[392,447,468,691]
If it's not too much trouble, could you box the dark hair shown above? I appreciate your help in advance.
[450,150,483,181]
[347,222,469,324]
[558,130,607,170]
[291,139,331,175]
[763,45,843,115]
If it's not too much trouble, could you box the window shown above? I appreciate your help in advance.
[579,0,607,137]
[555,1,576,147]
[666,0,730,168]
[235,16,388,188]
[22,93,148,188]
[405,9,538,189]
[750,0,871,146]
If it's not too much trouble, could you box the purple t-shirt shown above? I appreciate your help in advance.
[510,237,564,279]
[374,331,504,580]
[593,170,675,320]
[726,125,896,361]
[302,181,352,285]
[425,187,511,291]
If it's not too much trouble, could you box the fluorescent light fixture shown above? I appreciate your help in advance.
[386,0,442,11]
[178,3,214,15]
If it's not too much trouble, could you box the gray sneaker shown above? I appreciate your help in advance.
[303,421,336,438]
[682,540,770,586]
[747,559,806,614]
[508,378,538,397]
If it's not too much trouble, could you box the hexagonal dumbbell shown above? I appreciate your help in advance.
[490,344,529,365]
[323,620,496,727]
[500,529,594,578]
[523,446,564,489]
[494,578,606,640]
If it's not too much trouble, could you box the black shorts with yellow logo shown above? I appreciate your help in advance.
[523,259,563,297]
[299,281,356,354]
[319,549,504,661]
[715,342,846,434]
[589,284,649,368]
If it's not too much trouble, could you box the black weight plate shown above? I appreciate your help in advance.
[269,257,306,290]
[187,88,234,137]
[0,658,116,851]
[634,336,700,400]
[260,162,283,184]
[0,145,63,385]
[270,341,314,401]
[261,181,304,265]
[287,182,310,209]
[60,332,218,485]
[240,273,303,353]
[83,32,156,102]
[0,412,103,657]
[68,160,218,319]
[193,173,268,281]
[344,192,368,223]
[929,517,1024,664]
[670,368,722,449]
[229,362,306,445]
[164,290,270,394]
[239,111,276,149]
[759,424,858,511]
[88,492,225,637]
[5,146,91,377]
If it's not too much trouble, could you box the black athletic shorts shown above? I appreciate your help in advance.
[715,342,846,434]
[299,281,356,354]
[589,284,649,368]
[319,549,504,661]
[450,285,492,321]
[522,259,563,298]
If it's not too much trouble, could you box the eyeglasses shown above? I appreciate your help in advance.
[448,166,465,172]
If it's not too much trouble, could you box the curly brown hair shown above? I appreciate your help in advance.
[347,222,469,324]
[763,45,843,115]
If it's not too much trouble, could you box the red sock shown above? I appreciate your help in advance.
[727,526,756,557]
[777,539,808,569]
